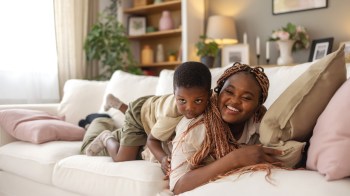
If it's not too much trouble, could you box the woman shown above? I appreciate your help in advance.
[169,62,282,194]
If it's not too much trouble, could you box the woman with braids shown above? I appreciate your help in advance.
[169,62,282,194]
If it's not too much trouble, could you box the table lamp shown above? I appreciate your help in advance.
[206,15,238,67]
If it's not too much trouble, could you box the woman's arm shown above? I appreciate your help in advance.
[172,145,281,195]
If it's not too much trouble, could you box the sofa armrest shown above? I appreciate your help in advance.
[0,103,59,146]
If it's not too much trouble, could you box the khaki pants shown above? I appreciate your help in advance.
[80,96,151,156]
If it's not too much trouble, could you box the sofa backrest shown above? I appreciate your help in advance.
[58,63,350,127]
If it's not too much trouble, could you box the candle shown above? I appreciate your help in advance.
[266,41,270,59]
[256,37,260,55]
[243,32,247,44]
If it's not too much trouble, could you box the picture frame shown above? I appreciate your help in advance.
[273,0,328,15]
[128,16,146,36]
[222,44,249,67]
[340,41,350,64]
[308,37,334,62]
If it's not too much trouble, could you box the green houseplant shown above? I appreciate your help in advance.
[195,35,219,68]
[84,0,142,80]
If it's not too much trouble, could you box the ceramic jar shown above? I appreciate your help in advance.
[141,45,154,64]
[159,10,174,31]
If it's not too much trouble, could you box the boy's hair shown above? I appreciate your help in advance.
[173,61,211,91]
[214,62,269,104]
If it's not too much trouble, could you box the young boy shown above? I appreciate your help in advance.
[81,61,212,175]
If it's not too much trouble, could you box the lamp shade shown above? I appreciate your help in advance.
[206,15,238,45]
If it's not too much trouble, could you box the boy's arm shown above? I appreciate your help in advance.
[147,133,170,174]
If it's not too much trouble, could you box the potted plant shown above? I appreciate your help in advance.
[167,49,177,62]
[84,0,142,80]
[195,35,219,68]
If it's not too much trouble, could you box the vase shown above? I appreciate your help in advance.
[200,56,215,68]
[277,40,295,65]
[159,10,174,31]
[156,44,164,62]
[141,45,154,64]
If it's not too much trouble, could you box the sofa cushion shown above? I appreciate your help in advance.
[0,141,81,185]
[98,70,159,128]
[263,62,312,109]
[259,45,346,167]
[53,155,167,196]
[0,109,84,144]
[58,79,108,125]
[180,169,350,196]
[307,78,350,180]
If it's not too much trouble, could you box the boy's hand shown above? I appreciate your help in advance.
[161,155,171,179]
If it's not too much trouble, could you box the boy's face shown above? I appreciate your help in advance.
[218,72,261,125]
[174,86,210,119]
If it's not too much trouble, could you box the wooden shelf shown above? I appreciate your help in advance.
[139,61,181,67]
[124,0,181,15]
[128,28,181,40]
[122,0,204,76]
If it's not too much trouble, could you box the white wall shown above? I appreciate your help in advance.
[208,0,350,65]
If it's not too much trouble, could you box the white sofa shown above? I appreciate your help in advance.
[1,61,350,196]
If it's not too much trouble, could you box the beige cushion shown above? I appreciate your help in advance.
[0,141,81,185]
[53,155,167,196]
[259,45,346,167]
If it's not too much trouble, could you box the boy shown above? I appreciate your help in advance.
[81,61,212,175]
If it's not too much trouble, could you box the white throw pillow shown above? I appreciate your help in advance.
[58,79,108,125]
[263,62,312,109]
[99,70,159,127]
[155,69,174,96]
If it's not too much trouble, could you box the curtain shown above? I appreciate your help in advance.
[0,0,59,104]
[54,0,100,98]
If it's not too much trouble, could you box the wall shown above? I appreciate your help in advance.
[208,0,350,65]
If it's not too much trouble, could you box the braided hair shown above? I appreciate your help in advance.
[178,62,270,171]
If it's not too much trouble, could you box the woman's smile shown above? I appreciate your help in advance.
[226,105,240,113]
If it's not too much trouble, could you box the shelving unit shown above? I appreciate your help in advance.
[122,0,204,75]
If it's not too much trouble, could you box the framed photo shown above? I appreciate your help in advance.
[341,41,350,63]
[222,44,249,67]
[128,16,146,36]
[273,0,328,15]
[308,37,334,62]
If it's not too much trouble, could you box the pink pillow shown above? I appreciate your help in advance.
[307,78,350,180]
[0,109,85,144]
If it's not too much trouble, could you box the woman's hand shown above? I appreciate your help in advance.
[161,155,171,179]
[233,145,282,167]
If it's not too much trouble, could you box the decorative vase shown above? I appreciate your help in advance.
[153,0,163,4]
[159,10,174,31]
[141,45,154,64]
[277,40,295,65]
[156,44,164,62]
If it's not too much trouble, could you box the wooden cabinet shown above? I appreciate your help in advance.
[122,0,204,75]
